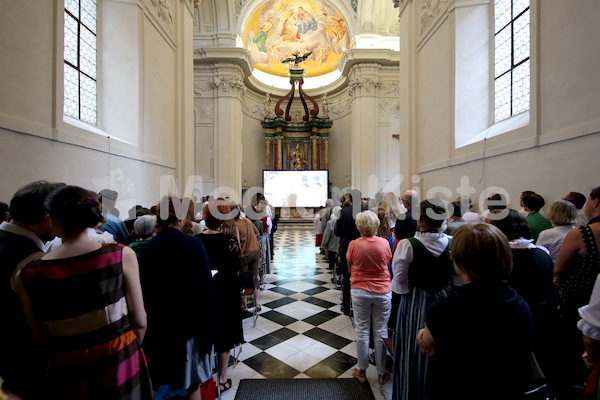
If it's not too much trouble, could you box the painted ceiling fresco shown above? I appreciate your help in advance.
[243,0,351,77]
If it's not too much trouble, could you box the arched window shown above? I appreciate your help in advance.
[494,0,530,122]
[63,0,97,125]
[454,0,532,149]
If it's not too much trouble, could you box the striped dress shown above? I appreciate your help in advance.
[20,244,153,400]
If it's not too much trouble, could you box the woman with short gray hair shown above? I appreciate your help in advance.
[347,210,393,385]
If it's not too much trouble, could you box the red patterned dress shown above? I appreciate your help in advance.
[20,244,153,399]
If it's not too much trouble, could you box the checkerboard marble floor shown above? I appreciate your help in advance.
[218,224,393,400]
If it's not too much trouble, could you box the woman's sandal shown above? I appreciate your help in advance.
[352,368,367,385]
[378,370,391,385]
[218,378,232,392]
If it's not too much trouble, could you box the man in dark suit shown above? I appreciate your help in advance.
[334,190,364,315]
[394,190,418,240]
[0,180,63,399]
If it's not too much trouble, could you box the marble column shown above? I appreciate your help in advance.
[312,137,319,170]
[323,138,329,169]
[303,142,309,169]
[265,138,271,169]
[276,137,283,170]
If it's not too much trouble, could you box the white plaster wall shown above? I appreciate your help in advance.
[0,127,174,214]
[377,110,401,193]
[142,20,177,166]
[418,133,600,213]
[328,111,352,192]
[102,1,141,145]
[0,1,54,135]
[415,25,452,171]
[0,1,193,208]
[241,112,265,191]
[538,1,600,142]
[400,0,600,211]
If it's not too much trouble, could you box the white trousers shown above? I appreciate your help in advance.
[351,288,392,375]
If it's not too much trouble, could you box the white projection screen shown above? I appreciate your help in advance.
[263,170,328,208]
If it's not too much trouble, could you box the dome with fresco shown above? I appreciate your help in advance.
[242,0,350,79]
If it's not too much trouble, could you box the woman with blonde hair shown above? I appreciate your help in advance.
[380,192,405,231]
[347,210,392,385]
[220,202,241,245]
[536,199,577,262]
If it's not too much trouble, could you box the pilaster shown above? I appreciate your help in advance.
[348,63,382,197]
[210,63,245,198]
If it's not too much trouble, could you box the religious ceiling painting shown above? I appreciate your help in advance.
[243,0,350,77]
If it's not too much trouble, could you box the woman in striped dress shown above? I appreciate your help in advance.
[391,198,454,400]
[16,185,152,399]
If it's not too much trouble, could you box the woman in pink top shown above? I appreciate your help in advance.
[347,210,393,385]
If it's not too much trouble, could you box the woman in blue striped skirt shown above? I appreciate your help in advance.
[391,198,454,400]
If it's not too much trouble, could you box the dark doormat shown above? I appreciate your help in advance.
[234,378,376,400]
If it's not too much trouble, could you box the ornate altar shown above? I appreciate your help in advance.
[261,61,333,171]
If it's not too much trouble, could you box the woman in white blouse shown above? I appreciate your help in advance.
[536,200,577,261]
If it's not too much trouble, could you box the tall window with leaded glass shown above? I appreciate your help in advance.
[64,0,97,125]
[494,0,530,123]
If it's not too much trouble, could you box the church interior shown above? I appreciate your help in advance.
[1,1,600,400]
[2,0,598,207]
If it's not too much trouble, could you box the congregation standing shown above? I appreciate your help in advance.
[2,180,600,400]
[328,187,600,399]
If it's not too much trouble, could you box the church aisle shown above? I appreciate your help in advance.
[219,224,393,400]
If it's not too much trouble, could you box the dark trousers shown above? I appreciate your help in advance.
[328,251,337,271]
[339,255,351,315]
[388,291,401,333]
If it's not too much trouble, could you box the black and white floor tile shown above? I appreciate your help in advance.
[218,224,393,400]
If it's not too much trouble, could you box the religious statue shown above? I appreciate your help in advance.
[289,144,307,170]
[293,110,302,122]
[320,92,329,118]
[263,92,272,119]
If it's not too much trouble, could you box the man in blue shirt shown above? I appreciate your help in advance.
[99,188,131,244]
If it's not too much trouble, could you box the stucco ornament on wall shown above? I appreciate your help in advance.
[147,0,174,35]
[210,76,246,95]
[243,0,351,77]
[347,77,381,96]
[194,82,212,97]
[195,101,214,121]
[420,0,448,37]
